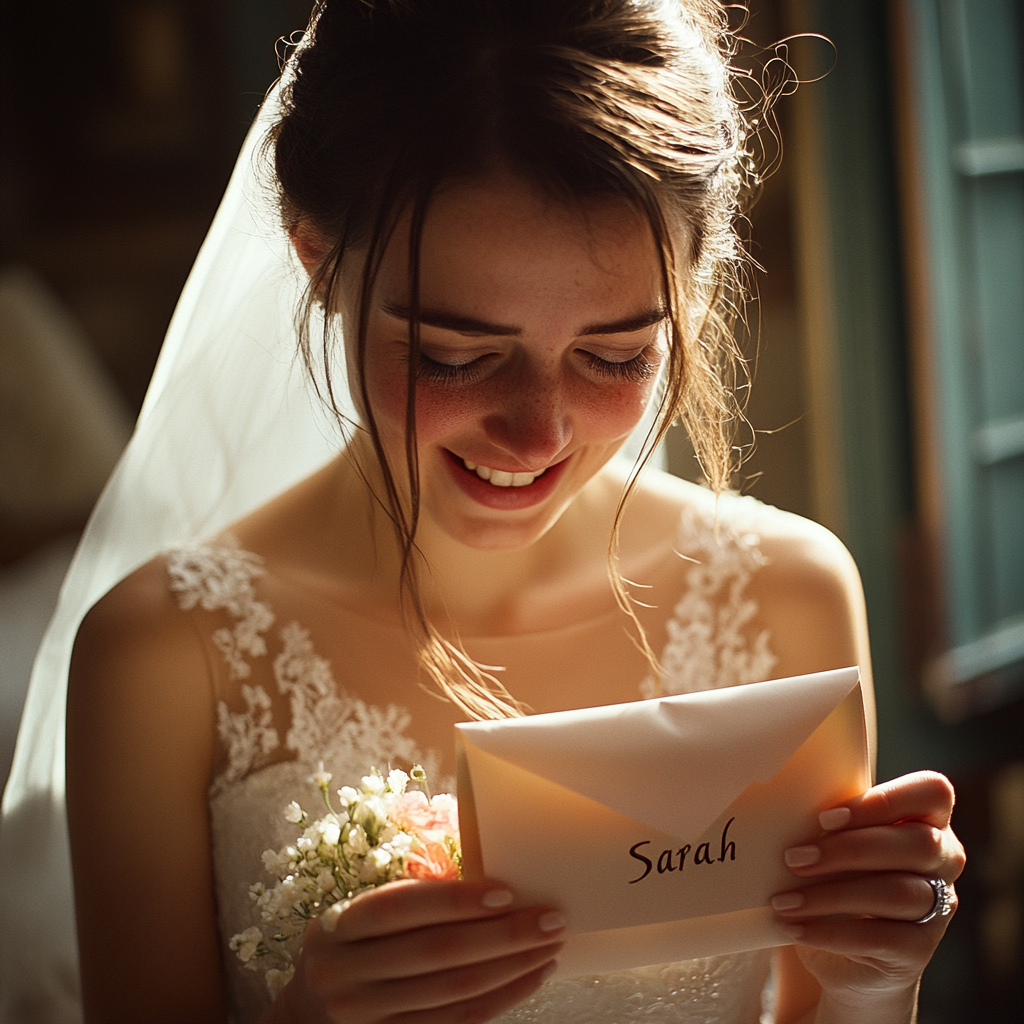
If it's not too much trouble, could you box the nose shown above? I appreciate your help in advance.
[481,366,573,470]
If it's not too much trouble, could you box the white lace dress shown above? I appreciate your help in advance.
[167,496,779,1024]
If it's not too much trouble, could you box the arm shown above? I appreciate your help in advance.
[68,562,564,1024]
[67,562,229,1023]
[754,518,964,1024]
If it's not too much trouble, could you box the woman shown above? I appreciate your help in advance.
[6,1,962,1022]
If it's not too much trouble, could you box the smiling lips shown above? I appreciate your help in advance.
[444,449,568,511]
[462,458,548,488]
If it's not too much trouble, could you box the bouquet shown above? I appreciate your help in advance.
[229,764,460,997]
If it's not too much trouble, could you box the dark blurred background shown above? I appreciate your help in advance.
[0,1,1021,1021]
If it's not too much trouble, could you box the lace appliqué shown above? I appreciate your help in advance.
[167,543,428,796]
[168,543,281,787]
[643,497,777,698]
[495,951,771,1024]
[216,685,279,787]
[275,622,421,777]
[168,542,274,679]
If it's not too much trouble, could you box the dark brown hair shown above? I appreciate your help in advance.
[271,0,755,718]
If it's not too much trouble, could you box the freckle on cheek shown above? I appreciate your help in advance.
[414,392,480,437]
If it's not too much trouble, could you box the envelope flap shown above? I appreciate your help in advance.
[457,667,861,840]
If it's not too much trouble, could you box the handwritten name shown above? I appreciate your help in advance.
[628,817,736,883]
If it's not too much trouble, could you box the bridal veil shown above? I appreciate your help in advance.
[0,45,670,1020]
[0,71,348,1020]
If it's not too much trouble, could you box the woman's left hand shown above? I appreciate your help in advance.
[771,770,965,1016]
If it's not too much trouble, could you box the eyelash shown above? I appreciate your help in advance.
[584,351,657,382]
[414,354,488,385]
[414,350,656,385]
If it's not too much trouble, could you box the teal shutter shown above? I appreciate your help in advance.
[905,0,1024,714]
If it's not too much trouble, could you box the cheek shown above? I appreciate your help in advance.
[363,355,481,444]
[571,379,657,441]
[417,390,483,439]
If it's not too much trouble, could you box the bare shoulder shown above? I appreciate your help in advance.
[72,554,207,684]
[626,468,871,680]
[742,501,874,740]
[69,554,216,788]
[744,502,865,634]
[748,500,862,597]
[69,561,228,1018]
[628,467,860,598]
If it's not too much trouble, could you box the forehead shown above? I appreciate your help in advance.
[373,173,665,321]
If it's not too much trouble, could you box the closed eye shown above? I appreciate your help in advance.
[583,350,659,382]
[413,346,660,385]
[414,351,490,385]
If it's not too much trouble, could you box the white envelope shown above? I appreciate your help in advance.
[456,666,869,979]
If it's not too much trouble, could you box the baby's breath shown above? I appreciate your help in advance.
[229,764,459,996]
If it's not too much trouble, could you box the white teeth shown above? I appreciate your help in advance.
[461,458,545,487]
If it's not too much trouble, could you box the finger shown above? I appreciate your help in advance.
[380,960,558,1024]
[784,820,964,879]
[317,880,517,942]
[818,772,955,833]
[355,943,562,1016]
[772,874,958,923]
[782,911,954,963]
[319,906,567,983]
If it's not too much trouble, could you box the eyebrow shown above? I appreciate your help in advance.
[382,302,667,338]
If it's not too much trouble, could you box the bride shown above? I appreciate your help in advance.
[2,1,963,1022]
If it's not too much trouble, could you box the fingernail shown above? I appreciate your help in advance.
[482,888,514,908]
[819,807,852,831]
[785,845,821,868]
[538,911,567,933]
[771,892,805,912]
[539,960,558,982]
[782,923,805,939]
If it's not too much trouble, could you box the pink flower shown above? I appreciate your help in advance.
[405,832,460,880]
[391,792,460,880]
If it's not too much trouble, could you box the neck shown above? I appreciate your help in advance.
[331,436,625,636]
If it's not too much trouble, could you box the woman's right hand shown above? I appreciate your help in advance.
[268,879,565,1024]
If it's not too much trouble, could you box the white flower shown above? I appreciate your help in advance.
[262,848,293,877]
[431,793,456,812]
[338,786,359,805]
[284,801,303,823]
[309,762,332,788]
[318,818,341,847]
[266,964,295,999]
[371,847,392,870]
[361,773,386,795]
[389,831,414,856]
[345,825,369,857]
[352,795,388,835]
[387,769,410,793]
[229,926,264,964]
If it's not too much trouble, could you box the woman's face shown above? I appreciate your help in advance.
[343,172,668,552]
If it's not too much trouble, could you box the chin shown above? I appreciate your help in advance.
[430,506,566,552]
